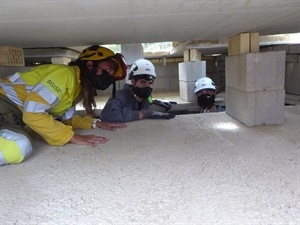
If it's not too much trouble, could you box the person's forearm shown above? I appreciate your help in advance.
[138,111,143,120]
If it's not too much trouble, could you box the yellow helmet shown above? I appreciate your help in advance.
[78,45,127,80]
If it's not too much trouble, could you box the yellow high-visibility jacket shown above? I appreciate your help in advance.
[0,64,94,146]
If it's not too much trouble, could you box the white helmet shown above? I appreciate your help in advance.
[128,59,156,80]
[194,77,216,94]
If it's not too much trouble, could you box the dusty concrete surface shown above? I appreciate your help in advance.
[1,105,299,225]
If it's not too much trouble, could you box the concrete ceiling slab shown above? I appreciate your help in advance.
[1,0,299,50]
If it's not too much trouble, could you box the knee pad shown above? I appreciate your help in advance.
[0,129,33,165]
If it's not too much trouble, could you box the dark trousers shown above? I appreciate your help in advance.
[0,94,27,135]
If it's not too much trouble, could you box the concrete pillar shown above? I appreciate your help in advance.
[178,61,206,102]
[120,44,144,86]
[225,51,286,126]
[121,44,144,66]
[51,57,71,65]
[179,48,206,102]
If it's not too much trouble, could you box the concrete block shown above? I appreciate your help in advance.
[228,33,249,56]
[226,51,286,91]
[285,63,300,95]
[179,80,197,102]
[250,32,260,53]
[226,86,285,126]
[183,49,190,62]
[183,49,202,62]
[179,61,206,82]
[189,49,202,61]
[228,32,259,56]
[288,44,300,54]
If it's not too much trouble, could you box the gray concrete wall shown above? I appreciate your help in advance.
[152,62,180,91]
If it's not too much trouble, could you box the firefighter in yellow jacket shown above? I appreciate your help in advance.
[0,45,127,166]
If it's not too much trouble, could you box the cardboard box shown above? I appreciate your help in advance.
[228,32,259,56]
[0,46,25,66]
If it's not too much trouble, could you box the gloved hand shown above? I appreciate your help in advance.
[143,110,176,119]
[152,99,172,111]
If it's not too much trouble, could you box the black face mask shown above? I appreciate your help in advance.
[133,86,153,99]
[197,94,215,109]
[92,70,115,90]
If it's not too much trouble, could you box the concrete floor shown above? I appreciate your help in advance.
[0,95,299,224]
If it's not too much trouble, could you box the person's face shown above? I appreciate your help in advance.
[132,78,154,88]
[87,60,116,76]
[96,60,116,76]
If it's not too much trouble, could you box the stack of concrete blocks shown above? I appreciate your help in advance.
[226,32,286,126]
[178,49,206,102]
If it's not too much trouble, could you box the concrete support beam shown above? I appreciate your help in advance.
[24,48,79,60]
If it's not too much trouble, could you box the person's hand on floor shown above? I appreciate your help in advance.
[69,134,109,146]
